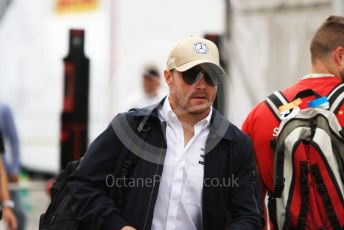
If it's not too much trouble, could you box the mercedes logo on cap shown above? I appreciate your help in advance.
[193,42,208,54]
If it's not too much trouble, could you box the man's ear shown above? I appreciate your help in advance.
[333,46,344,66]
[164,70,172,86]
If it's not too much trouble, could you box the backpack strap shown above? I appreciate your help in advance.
[117,108,151,178]
[266,83,344,117]
[119,116,150,178]
[266,92,288,197]
[296,161,309,229]
[327,83,344,132]
[267,196,279,229]
[310,164,341,229]
[272,144,285,198]
[328,83,344,114]
[113,112,151,208]
[265,91,289,122]
[283,162,310,230]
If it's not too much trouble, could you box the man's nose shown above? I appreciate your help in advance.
[195,73,207,88]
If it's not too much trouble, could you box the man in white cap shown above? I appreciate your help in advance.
[67,37,262,230]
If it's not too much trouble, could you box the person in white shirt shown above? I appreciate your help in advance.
[67,37,262,230]
[122,65,164,112]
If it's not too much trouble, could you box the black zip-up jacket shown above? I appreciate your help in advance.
[67,100,263,230]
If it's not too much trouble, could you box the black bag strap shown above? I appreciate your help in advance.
[50,161,80,207]
[113,109,151,178]
[266,92,288,199]
[310,164,340,229]
[118,119,150,178]
[296,161,309,229]
[327,83,344,114]
[272,143,285,198]
[292,89,322,101]
[265,83,344,121]
[283,204,292,230]
[119,114,151,175]
[267,196,278,229]
[265,91,289,122]
[113,112,151,208]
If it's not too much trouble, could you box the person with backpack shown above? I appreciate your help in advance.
[242,15,344,230]
[61,37,262,230]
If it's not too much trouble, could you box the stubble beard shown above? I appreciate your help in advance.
[177,93,213,116]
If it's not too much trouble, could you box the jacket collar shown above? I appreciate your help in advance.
[131,97,165,119]
[132,96,236,141]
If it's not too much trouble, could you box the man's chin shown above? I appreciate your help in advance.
[187,103,212,114]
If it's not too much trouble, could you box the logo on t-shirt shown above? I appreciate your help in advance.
[272,127,279,137]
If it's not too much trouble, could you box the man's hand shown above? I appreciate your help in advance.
[3,207,17,230]
[120,226,136,230]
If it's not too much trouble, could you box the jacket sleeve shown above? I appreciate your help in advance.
[227,134,263,230]
[67,118,129,230]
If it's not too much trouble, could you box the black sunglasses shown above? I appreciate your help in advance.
[178,67,219,86]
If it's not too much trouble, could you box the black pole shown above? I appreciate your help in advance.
[60,29,90,170]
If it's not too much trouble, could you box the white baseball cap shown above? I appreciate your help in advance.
[167,36,225,77]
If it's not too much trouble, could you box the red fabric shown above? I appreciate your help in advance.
[288,144,305,227]
[307,145,344,229]
[288,144,344,229]
[242,76,344,229]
